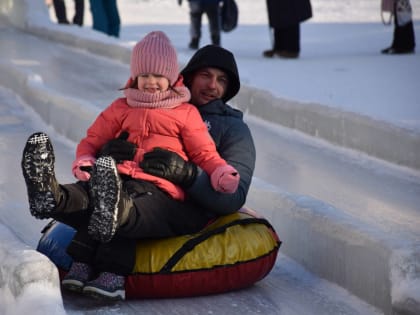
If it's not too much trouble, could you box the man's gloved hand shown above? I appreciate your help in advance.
[140,148,197,188]
[178,0,182,6]
[98,131,137,162]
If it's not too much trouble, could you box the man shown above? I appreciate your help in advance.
[130,44,256,215]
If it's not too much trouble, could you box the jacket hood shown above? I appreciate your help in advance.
[181,45,240,103]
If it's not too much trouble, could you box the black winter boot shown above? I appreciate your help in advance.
[21,132,62,219]
[88,156,132,242]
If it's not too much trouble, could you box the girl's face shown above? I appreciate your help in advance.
[137,74,170,93]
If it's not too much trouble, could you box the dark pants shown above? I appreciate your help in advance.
[52,180,212,275]
[189,1,221,45]
[391,2,415,50]
[52,0,84,26]
[273,24,300,53]
[89,0,121,37]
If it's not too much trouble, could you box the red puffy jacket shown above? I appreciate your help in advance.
[76,97,228,200]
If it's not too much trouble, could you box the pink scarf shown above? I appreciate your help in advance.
[124,85,191,109]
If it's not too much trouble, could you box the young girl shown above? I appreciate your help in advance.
[21,31,239,301]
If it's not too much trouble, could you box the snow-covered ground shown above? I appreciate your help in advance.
[0,0,419,314]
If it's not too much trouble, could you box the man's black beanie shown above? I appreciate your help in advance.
[181,45,240,103]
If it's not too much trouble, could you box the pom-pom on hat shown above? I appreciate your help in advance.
[130,31,179,86]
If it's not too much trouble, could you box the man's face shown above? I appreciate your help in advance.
[189,67,228,106]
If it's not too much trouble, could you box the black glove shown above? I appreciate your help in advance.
[98,131,137,162]
[177,0,182,6]
[140,147,197,188]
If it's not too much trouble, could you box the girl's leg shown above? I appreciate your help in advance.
[60,211,97,293]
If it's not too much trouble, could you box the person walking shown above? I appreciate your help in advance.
[381,0,416,54]
[89,0,121,37]
[21,32,239,301]
[263,0,312,59]
[51,0,84,26]
[181,0,222,49]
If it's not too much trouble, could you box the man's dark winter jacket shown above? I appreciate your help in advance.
[187,99,256,215]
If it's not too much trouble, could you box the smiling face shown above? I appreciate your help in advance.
[189,67,228,106]
[137,73,170,93]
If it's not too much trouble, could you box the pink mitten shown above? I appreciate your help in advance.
[210,165,240,193]
[72,155,96,181]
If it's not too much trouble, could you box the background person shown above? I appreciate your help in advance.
[381,0,416,54]
[263,0,312,59]
[180,0,222,49]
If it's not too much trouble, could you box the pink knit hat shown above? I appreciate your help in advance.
[130,31,179,86]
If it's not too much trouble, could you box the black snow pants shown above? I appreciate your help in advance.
[51,179,214,275]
